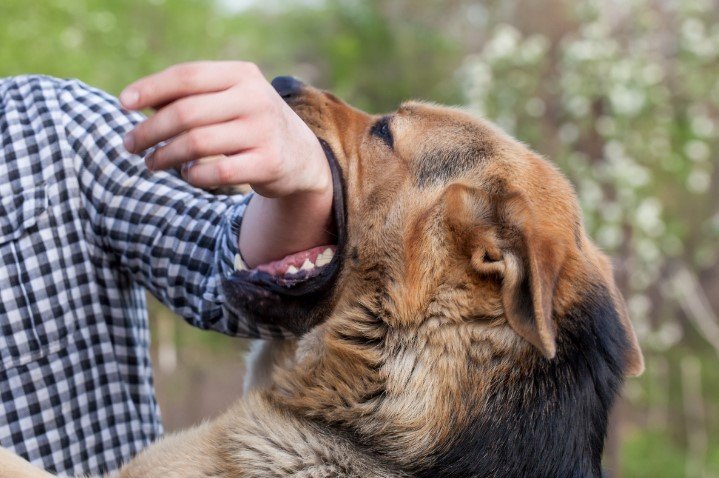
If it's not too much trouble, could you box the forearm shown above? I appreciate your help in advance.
[239,187,335,268]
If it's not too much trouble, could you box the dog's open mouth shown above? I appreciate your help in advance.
[220,140,347,335]
[235,245,337,282]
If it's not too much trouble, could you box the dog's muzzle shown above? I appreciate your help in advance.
[220,77,347,336]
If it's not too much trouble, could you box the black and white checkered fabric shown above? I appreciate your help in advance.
[0,75,291,475]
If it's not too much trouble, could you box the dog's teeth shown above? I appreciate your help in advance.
[300,259,315,271]
[315,248,335,267]
[287,265,299,274]
[234,254,247,271]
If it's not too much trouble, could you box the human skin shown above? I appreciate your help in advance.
[120,61,334,268]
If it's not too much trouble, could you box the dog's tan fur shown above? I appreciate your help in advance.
[0,84,643,478]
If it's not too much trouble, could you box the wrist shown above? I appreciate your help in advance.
[238,182,335,268]
[298,133,332,196]
[238,128,335,268]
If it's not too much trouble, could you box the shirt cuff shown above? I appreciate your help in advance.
[216,192,252,281]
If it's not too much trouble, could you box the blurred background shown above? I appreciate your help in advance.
[1,0,718,476]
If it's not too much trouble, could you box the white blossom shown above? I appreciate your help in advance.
[687,169,711,193]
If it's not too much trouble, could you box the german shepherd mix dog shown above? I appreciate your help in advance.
[1,77,644,478]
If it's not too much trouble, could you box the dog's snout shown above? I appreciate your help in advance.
[271,76,305,98]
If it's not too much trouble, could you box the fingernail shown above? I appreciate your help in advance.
[120,88,139,108]
[181,161,195,179]
[145,153,155,171]
[123,132,135,153]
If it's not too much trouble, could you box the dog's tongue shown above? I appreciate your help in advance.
[255,245,336,277]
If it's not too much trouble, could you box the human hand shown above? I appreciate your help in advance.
[120,61,334,267]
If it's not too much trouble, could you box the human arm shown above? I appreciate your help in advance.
[119,61,334,268]
[54,76,331,337]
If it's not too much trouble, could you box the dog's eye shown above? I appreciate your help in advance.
[370,116,394,149]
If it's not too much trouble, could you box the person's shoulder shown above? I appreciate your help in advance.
[0,75,120,109]
[0,74,68,98]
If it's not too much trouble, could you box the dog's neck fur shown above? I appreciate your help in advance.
[266,264,627,478]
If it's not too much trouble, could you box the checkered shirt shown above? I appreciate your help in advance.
[0,75,292,476]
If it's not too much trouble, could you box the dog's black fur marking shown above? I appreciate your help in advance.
[335,330,384,349]
[574,217,584,249]
[414,282,629,478]
[221,140,347,335]
[416,140,494,188]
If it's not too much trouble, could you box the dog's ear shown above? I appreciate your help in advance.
[445,183,561,359]
[445,183,645,372]
[497,192,565,359]
[596,254,645,377]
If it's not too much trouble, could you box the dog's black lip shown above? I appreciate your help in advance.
[222,139,347,298]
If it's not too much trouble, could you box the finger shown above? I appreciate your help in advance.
[146,119,258,171]
[129,88,252,153]
[182,152,276,189]
[120,61,263,110]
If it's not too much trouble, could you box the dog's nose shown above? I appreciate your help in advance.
[271,76,305,98]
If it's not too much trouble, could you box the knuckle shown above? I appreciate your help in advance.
[173,103,193,127]
[149,147,161,163]
[249,87,279,114]
[184,131,204,155]
[215,160,237,184]
[165,64,181,77]
[168,63,190,78]
[231,62,247,75]
[250,88,271,112]
[183,71,200,89]
[149,147,166,168]
[177,63,202,87]
[240,61,262,77]
[130,124,146,146]
[264,153,284,179]
[228,84,248,103]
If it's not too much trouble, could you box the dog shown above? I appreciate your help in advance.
[0,76,644,478]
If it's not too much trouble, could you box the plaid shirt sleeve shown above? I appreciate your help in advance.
[0,75,305,476]
[56,77,293,339]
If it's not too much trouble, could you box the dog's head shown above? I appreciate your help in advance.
[264,76,643,377]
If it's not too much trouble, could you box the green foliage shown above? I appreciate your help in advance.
[0,0,462,106]
[1,0,226,94]
[222,0,463,111]
[621,429,688,478]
